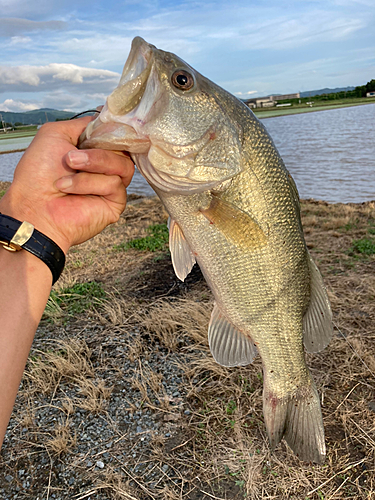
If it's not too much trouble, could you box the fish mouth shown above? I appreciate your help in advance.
[107,37,153,116]
[78,37,154,151]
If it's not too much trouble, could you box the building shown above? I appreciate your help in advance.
[245,92,300,109]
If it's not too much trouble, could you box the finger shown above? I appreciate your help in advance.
[65,149,134,185]
[55,172,127,202]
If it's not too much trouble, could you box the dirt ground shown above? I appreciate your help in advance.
[0,183,374,499]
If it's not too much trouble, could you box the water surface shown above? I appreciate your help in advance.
[0,135,33,153]
[1,104,374,203]
[262,103,375,203]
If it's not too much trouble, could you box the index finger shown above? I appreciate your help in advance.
[64,149,135,183]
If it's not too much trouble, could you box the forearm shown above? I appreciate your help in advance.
[0,245,52,446]
[0,119,134,450]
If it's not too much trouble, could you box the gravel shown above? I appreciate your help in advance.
[0,319,200,499]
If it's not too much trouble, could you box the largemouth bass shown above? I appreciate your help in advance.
[78,37,332,463]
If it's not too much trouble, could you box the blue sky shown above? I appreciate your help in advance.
[0,0,374,112]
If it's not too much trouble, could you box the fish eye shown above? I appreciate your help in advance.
[171,70,194,91]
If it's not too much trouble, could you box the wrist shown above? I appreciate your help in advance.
[0,188,70,255]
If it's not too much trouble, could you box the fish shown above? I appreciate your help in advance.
[78,37,333,463]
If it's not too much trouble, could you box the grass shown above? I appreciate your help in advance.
[0,190,5,199]
[44,280,106,322]
[0,127,37,140]
[114,222,169,252]
[1,196,375,499]
[351,237,375,255]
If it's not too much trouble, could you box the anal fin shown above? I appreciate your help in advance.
[303,252,333,353]
[168,218,196,282]
[208,303,257,367]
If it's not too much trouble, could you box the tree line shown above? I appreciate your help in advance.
[278,79,375,105]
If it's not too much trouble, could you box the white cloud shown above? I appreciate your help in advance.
[220,15,366,52]
[235,90,258,96]
[0,63,120,92]
[0,98,40,112]
[9,36,32,45]
[0,17,66,37]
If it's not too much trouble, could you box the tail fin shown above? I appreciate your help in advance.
[263,378,326,463]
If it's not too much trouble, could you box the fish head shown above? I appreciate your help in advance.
[79,36,243,193]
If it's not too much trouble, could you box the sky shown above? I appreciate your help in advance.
[0,0,374,113]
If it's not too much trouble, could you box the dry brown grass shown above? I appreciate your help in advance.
[45,422,77,456]
[134,299,210,351]
[24,339,95,395]
[74,468,139,500]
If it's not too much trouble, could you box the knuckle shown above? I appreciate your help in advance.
[90,149,107,164]
[39,122,56,134]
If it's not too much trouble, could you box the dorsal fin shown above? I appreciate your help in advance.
[208,303,257,367]
[303,252,333,353]
[168,218,196,282]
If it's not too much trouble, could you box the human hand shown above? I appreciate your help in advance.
[0,117,134,254]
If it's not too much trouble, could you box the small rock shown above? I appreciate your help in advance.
[5,475,13,482]
[96,460,105,469]
[368,401,375,412]
[184,410,191,415]
[162,464,169,473]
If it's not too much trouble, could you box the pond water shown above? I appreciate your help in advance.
[262,103,375,203]
[1,104,374,203]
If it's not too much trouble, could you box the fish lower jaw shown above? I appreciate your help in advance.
[78,115,151,154]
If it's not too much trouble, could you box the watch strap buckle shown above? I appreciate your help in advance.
[0,221,34,251]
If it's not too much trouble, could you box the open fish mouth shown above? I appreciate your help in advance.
[107,37,153,116]
[78,37,154,151]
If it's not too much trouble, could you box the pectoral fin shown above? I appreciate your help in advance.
[303,252,333,353]
[168,218,196,282]
[200,193,267,251]
[208,303,257,367]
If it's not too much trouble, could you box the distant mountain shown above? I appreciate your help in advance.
[300,87,355,97]
[0,108,75,125]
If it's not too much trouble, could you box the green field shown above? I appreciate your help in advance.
[0,127,37,141]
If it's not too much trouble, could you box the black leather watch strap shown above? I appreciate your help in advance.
[0,213,65,285]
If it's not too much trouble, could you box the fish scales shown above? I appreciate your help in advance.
[78,37,332,463]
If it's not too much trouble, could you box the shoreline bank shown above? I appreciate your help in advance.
[254,100,375,119]
[0,148,27,155]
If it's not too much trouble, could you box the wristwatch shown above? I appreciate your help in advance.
[0,213,65,285]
